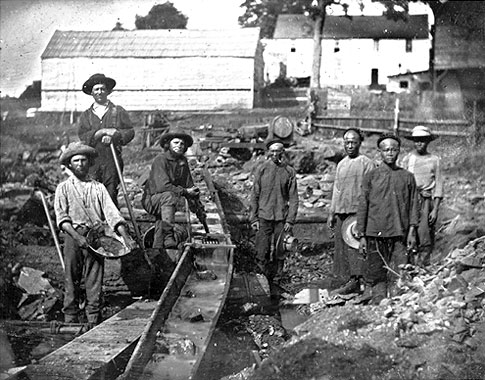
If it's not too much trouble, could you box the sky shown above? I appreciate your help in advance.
[0,0,432,98]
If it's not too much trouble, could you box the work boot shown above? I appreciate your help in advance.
[333,276,361,295]
[371,282,387,305]
[161,205,177,249]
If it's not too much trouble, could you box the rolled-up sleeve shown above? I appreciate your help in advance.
[54,183,72,229]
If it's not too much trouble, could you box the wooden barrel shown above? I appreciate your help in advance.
[271,116,294,139]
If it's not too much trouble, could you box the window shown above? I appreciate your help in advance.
[371,69,379,85]
[399,81,409,89]
[405,39,412,52]
[373,39,379,52]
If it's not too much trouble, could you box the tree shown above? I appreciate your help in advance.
[135,2,188,30]
[238,0,313,39]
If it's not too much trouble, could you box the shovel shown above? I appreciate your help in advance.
[110,143,153,268]
[37,190,65,271]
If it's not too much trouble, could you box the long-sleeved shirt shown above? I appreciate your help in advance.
[78,101,134,162]
[330,154,375,214]
[250,160,299,224]
[144,150,194,197]
[356,164,419,238]
[401,152,443,199]
[54,175,126,231]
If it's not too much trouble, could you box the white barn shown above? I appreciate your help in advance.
[263,14,430,87]
[40,28,263,112]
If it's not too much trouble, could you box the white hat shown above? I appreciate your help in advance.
[405,125,438,141]
[341,215,359,249]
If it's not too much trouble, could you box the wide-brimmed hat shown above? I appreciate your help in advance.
[404,125,438,141]
[60,142,98,166]
[341,215,359,249]
[159,127,193,148]
[275,229,298,259]
[82,73,116,95]
[265,138,285,150]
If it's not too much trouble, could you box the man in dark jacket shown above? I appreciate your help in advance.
[356,133,419,304]
[78,73,135,207]
[142,128,206,249]
[250,139,299,291]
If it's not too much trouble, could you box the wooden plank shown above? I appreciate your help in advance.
[16,299,159,380]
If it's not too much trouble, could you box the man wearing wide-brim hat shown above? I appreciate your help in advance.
[142,127,207,249]
[249,138,299,299]
[401,126,443,267]
[54,142,136,326]
[78,73,135,207]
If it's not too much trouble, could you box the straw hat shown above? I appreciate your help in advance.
[82,73,116,95]
[275,229,298,258]
[405,125,438,141]
[341,215,360,249]
[59,142,98,166]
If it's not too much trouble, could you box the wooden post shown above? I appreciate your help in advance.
[393,98,400,136]
[472,100,478,146]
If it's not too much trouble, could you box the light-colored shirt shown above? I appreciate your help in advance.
[54,175,125,231]
[92,102,109,119]
[330,154,375,214]
[401,152,443,198]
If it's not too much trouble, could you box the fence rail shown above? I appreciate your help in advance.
[312,116,470,137]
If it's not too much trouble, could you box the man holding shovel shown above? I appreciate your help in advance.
[78,73,135,207]
[142,128,207,249]
[54,142,136,326]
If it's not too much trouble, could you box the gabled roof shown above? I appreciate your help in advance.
[41,28,261,59]
[273,14,429,39]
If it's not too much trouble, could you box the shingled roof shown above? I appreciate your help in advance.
[41,28,260,59]
[273,14,429,39]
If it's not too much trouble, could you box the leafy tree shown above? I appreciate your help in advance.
[238,0,314,39]
[135,2,188,30]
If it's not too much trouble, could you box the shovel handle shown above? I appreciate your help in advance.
[38,190,65,271]
[109,143,144,247]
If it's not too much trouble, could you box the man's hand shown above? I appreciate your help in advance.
[327,213,335,230]
[74,233,88,248]
[429,209,438,225]
[358,237,367,258]
[185,187,200,197]
[407,227,417,252]
[283,222,293,232]
[122,235,137,251]
[251,221,259,231]
[94,128,120,145]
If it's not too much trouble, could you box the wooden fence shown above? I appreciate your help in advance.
[312,99,480,143]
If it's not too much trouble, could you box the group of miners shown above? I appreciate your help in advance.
[54,73,442,325]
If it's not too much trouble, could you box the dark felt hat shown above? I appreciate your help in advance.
[377,133,401,147]
[159,128,194,148]
[82,73,116,95]
[404,126,438,141]
[60,142,98,166]
[265,138,285,150]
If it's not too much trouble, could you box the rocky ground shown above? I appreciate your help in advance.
[1,109,485,379]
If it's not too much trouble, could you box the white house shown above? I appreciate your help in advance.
[40,28,263,112]
[263,14,430,87]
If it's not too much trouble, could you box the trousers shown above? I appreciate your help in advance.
[63,228,104,323]
[254,218,285,282]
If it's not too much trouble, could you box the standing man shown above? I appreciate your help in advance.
[250,139,299,295]
[328,128,374,294]
[78,73,135,207]
[142,128,207,249]
[401,126,443,267]
[54,142,136,326]
[356,133,419,304]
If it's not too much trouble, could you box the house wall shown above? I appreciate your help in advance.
[263,38,430,86]
[40,56,257,112]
